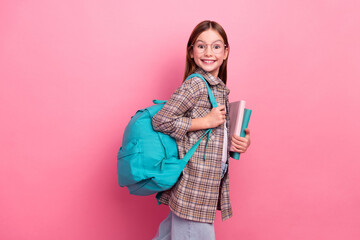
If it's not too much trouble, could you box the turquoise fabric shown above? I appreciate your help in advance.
[117,74,217,196]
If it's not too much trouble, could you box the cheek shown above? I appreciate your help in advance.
[217,58,224,66]
[193,54,202,64]
[219,53,226,62]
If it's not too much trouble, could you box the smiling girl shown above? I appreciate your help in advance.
[152,20,251,240]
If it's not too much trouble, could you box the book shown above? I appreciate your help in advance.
[229,101,252,160]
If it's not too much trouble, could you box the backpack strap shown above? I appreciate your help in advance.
[185,73,218,108]
[153,99,167,104]
[153,73,217,107]
[184,73,218,160]
[182,128,212,161]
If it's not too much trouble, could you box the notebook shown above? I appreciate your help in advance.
[229,100,252,160]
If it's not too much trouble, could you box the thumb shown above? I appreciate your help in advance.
[244,128,250,140]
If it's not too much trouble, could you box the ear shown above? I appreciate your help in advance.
[190,48,194,59]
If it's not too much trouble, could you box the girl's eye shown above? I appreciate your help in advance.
[197,44,206,49]
[213,44,221,49]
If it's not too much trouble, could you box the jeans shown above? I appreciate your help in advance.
[153,162,227,239]
[221,161,228,179]
[152,211,215,240]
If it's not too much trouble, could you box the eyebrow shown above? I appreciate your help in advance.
[195,39,224,44]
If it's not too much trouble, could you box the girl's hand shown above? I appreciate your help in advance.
[231,128,251,153]
[204,105,226,128]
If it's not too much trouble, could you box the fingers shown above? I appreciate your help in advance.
[211,105,225,113]
[207,105,226,127]
[217,105,225,111]
[231,144,246,152]
[217,105,226,118]
[213,105,226,121]
[231,133,250,152]
[215,105,226,115]
[232,135,249,146]
[233,128,250,140]
[231,137,247,147]
[231,141,247,152]
[232,134,243,141]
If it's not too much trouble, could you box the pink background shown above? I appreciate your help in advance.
[1,0,360,239]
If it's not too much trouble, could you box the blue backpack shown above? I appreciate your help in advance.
[117,73,217,202]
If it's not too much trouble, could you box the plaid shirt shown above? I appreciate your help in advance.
[152,68,232,223]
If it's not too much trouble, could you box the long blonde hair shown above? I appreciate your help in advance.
[183,20,230,84]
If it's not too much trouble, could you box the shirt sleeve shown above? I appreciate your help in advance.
[152,78,205,140]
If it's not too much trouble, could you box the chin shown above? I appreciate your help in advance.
[202,66,218,75]
[200,65,215,72]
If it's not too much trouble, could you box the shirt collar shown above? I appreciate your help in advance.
[195,68,230,94]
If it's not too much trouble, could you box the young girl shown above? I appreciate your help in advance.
[152,20,251,240]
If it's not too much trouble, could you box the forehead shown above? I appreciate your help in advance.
[196,29,224,43]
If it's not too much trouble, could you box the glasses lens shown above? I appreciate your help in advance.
[194,43,204,51]
[212,43,224,54]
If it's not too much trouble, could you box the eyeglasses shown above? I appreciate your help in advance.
[191,40,227,54]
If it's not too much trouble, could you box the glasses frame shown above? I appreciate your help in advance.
[191,40,227,54]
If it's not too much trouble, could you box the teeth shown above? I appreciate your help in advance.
[203,60,215,63]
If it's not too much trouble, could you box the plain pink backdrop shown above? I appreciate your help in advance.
[1,0,360,239]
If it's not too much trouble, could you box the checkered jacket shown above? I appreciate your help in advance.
[152,68,233,223]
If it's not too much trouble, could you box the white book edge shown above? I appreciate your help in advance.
[229,100,246,151]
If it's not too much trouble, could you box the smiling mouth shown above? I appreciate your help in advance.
[201,60,216,64]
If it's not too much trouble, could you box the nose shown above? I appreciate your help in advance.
[204,45,213,56]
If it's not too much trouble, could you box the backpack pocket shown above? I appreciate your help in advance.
[117,140,145,186]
